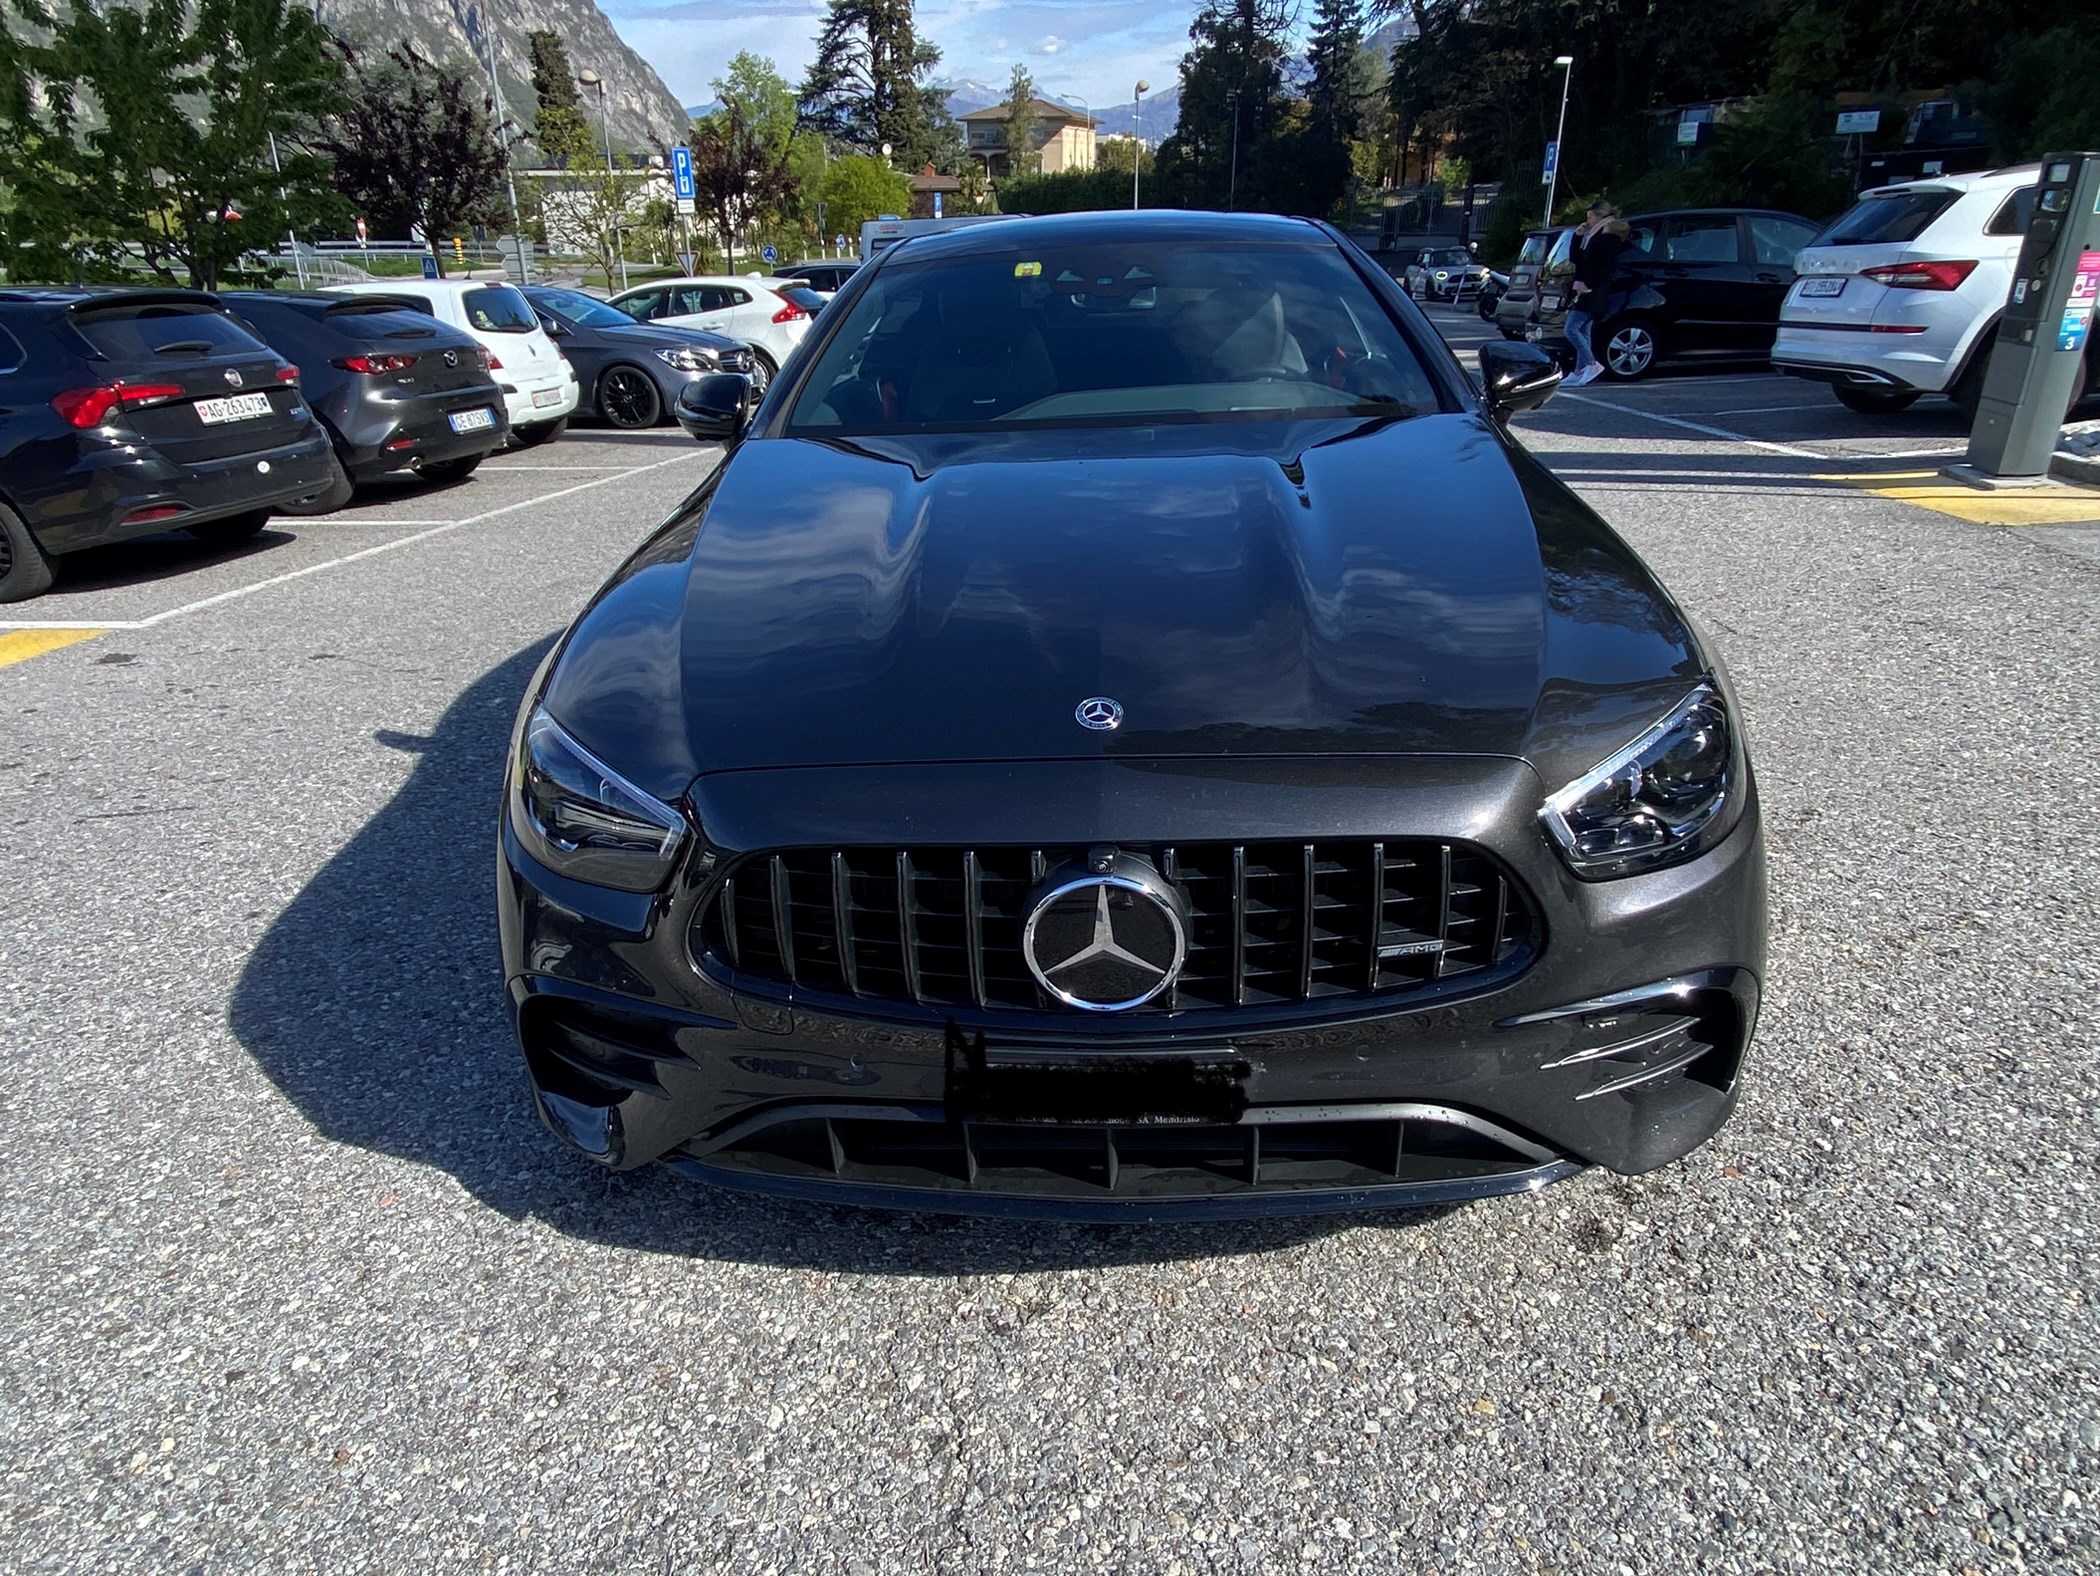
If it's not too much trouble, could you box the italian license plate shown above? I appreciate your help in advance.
[531,388,564,408]
[194,392,274,425]
[1800,276,1846,297]
[448,407,495,434]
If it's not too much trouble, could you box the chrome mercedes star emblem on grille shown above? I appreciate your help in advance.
[1075,696,1123,731]
[224,367,243,388]
[1022,872,1186,1011]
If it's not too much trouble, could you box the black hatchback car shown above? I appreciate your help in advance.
[223,292,509,512]
[499,210,1767,1220]
[0,288,334,602]
[521,287,751,430]
[1530,208,1823,378]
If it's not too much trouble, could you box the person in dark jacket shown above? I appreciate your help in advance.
[1562,201,1630,386]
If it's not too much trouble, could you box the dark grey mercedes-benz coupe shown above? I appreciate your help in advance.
[497,210,1767,1220]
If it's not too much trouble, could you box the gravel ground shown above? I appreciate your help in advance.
[2,384,2097,1575]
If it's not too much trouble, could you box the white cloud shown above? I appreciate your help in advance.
[1035,33,1064,53]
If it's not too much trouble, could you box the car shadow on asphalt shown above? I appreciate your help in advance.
[228,643,1447,1273]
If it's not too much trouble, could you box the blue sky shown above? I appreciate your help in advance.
[601,0,1195,112]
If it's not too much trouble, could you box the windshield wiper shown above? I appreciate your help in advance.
[151,339,216,357]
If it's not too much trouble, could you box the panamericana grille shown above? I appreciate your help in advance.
[695,841,1538,1015]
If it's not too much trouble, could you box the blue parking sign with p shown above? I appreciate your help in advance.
[671,145,695,202]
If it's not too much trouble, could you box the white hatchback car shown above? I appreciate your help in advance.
[328,279,579,445]
[1772,165,2092,419]
[603,277,820,395]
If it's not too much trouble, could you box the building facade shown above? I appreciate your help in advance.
[957,99,1098,180]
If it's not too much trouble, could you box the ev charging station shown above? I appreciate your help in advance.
[1949,151,2100,486]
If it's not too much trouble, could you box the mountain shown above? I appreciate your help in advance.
[1090,84,1181,143]
[931,78,1009,117]
[314,0,688,156]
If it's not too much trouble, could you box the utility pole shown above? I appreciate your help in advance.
[1132,80,1149,209]
[483,10,528,281]
[265,127,306,289]
[1543,54,1574,229]
[579,69,627,291]
[1226,88,1240,209]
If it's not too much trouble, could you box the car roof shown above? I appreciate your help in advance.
[328,279,512,296]
[1864,163,2042,196]
[890,208,1327,262]
[613,276,787,295]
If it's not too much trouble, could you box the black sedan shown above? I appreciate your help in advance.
[1530,207,1824,378]
[0,288,334,602]
[521,287,752,429]
[224,291,510,512]
[499,211,1767,1219]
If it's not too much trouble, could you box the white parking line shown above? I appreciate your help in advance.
[1553,391,1826,458]
[1713,404,1829,416]
[0,453,704,632]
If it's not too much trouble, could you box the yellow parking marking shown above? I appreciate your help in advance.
[1814,469,2100,527]
[0,627,105,669]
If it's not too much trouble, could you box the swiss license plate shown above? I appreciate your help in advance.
[531,388,564,408]
[1800,276,1846,298]
[448,407,495,434]
[194,392,274,425]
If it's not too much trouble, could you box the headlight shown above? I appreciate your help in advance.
[511,708,688,892]
[1540,682,1739,879]
[1433,270,1449,281]
[655,346,716,372]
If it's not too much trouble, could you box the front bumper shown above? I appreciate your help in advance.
[498,755,1767,1218]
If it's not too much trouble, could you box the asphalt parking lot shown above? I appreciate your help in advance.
[4,326,2099,1573]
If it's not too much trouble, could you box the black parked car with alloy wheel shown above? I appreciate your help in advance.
[499,211,1766,1219]
[521,287,753,430]
[1529,208,1823,378]
[223,292,509,513]
[0,288,334,602]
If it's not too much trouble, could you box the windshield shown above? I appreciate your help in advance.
[531,288,634,329]
[1518,233,1552,265]
[1426,249,1471,267]
[1816,188,1959,246]
[461,285,538,333]
[786,239,1443,435]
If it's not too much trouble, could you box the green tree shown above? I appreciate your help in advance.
[527,29,596,169]
[797,0,945,165]
[999,63,1039,178]
[1154,0,1292,210]
[315,41,510,277]
[1301,0,1369,215]
[1096,136,1155,176]
[819,153,911,237]
[0,0,345,287]
[690,84,799,273]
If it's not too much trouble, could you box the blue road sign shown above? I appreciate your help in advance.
[421,254,438,279]
[761,244,777,265]
[933,192,943,218]
[671,144,695,203]
[1541,140,1558,185]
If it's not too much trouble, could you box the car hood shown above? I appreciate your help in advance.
[586,320,742,354]
[543,414,1705,801]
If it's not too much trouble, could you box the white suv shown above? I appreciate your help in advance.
[1773,165,2094,419]
[329,279,579,445]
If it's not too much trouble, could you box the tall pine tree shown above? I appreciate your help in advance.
[527,30,596,169]
[1301,0,1369,214]
[797,0,945,166]
[999,63,1038,178]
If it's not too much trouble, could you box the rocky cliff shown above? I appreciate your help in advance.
[314,0,688,157]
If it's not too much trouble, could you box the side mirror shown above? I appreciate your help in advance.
[675,372,753,444]
[1478,340,1562,420]
[539,315,569,338]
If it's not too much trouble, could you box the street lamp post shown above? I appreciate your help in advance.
[1543,54,1574,228]
[483,20,528,281]
[1226,89,1241,210]
[1132,80,1149,209]
[578,68,627,291]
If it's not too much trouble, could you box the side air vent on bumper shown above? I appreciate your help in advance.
[692,839,1539,1017]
